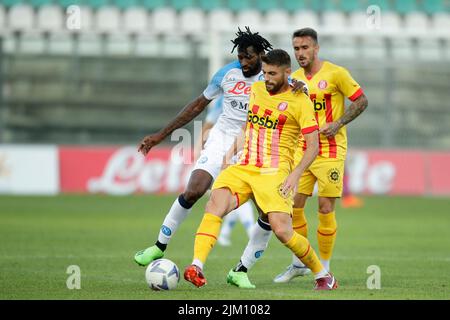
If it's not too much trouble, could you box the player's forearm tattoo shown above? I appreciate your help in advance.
[159,96,209,138]
[338,94,368,126]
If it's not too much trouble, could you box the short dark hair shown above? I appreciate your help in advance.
[292,28,318,44]
[231,26,273,54]
[261,49,291,67]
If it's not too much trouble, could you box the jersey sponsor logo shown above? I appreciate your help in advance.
[161,225,172,236]
[327,168,341,183]
[313,99,326,111]
[228,81,252,95]
[231,100,248,111]
[277,102,288,111]
[248,110,279,129]
[310,94,332,112]
[241,104,290,168]
[318,80,328,89]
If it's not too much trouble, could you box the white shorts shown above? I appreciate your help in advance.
[193,125,240,180]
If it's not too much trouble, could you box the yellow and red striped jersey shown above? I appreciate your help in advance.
[292,61,363,160]
[239,81,318,172]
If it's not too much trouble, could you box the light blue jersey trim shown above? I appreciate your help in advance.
[203,60,241,100]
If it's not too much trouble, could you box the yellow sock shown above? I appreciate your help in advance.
[284,233,323,273]
[193,213,222,266]
[317,211,337,261]
[292,208,308,238]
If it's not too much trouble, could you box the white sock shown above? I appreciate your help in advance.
[292,253,306,268]
[240,218,272,270]
[157,195,193,245]
[219,210,238,240]
[192,259,203,270]
[321,259,330,272]
[314,268,329,280]
[236,202,255,238]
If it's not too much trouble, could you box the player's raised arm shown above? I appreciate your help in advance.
[138,94,211,156]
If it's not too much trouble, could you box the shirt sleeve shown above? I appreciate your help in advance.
[202,61,239,100]
[336,66,364,101]
[203,72,224,100]
[298,96,319,135]
[205,96,223,124]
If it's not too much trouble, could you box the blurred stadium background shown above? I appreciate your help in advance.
[0,0,449,145]
[0,0,450,300]
[0,0,450,195]
[0,0,449,195]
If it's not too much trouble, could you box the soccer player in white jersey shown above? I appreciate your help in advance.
[134,27,273,266]
[196,96,256,247]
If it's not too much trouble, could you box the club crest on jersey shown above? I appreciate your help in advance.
[277,102,288,111]
[318,80,328,89]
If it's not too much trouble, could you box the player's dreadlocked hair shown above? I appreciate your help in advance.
[230,26,273,54]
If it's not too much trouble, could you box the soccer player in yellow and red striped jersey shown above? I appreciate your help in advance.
[273,28,369,283]
[183,49,337,290]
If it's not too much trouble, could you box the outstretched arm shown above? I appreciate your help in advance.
[319,94,369,138]
[138,94,211,156]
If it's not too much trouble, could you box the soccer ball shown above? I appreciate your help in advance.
[145,258,180,291]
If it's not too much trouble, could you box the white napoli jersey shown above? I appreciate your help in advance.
[205,95,223,124]
[203,60,264,133]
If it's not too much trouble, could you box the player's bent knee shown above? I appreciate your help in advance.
[205,188,234,217]
[270,221,292,243]
[184,170,213,203]
[273,228,292,243]
[269,212,293,243]
[183,186,208,203]
[318,204,335,214]
[294,193,308,208]
[318,197,336,213]
[205,200,220,216]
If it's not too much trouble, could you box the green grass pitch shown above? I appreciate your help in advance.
[0,194,449,300]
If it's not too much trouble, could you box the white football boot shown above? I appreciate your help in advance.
[273,264,311,283]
